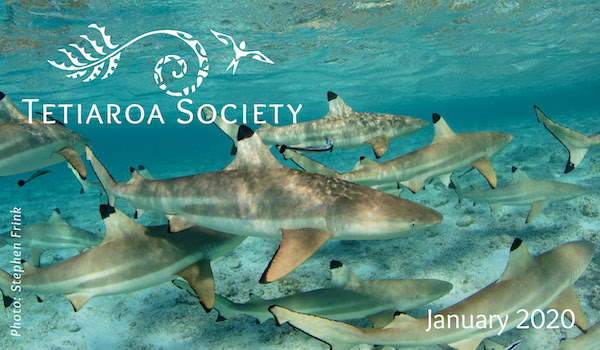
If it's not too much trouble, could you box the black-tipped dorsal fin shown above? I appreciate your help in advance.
[431,113,456,143]
[137,165,155,180]
[99,205,147,244]
[510,167,530,183]
[224,125,283,170]
[383,312,417,329]
[352,156,378,171]
[498,238,533,282]
[21,259,38,274]
[127,167,145,184]
[0,93,28,124]
[448,337,483,350]
[329,260,361,288]
[326,91,353,116]
[48,208,67,225]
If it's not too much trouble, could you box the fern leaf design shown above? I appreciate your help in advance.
[83,62,105,82]
[102,52,121,80]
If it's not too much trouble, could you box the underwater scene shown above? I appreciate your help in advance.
[1,0,599,349]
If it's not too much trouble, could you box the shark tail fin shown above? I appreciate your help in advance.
[269,306,360,350]
[205,107,240,155]
[0,269,15,307]
[448,177,464,204]
[278,146,341,178]
[534,105,589,173]
[85,146,117,206]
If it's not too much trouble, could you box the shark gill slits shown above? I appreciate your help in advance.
[237,125,254,141]
[330,260,343,269]
[510,238,523,252]
[99,204,116,219]
[0,91,5,100]
[432,113,441,123]
[511,166,518,173]
[565,161,575,174]
[327,91,337,101]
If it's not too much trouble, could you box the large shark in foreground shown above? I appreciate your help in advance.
[173,260,452,324]
[535,105,600,173]
[270,239,595,350]
[0,91,90,179]
[215,91,429,158]
[85,121,442,283]
[557,321,600,350]
[280,114,513,193]
[0,205,245,312]
[0,208,101,266]
[451,167,585,223]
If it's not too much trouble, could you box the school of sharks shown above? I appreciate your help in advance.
[0,88,598,350]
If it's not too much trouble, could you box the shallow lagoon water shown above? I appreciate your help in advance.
[1,1,599,349]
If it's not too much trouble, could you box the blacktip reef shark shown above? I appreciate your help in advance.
[0,205,246,312]
[0,91,90,180]
[173,260,452,325]
[85,117,442,283]
[214,91,429,158]
[535,105,600,173]
[557,321,600,350]
[0,208,101,267]
[270,238,595,350]
[450,167,585,223]
[280,113,514,193]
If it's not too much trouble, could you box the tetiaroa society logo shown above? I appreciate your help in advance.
[48,24,274,97]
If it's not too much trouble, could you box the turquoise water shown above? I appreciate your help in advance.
[1,1,599,349]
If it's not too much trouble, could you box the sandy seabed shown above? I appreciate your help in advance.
[0,111,598,350]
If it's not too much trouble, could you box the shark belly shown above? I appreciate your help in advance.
[0,139,68,175]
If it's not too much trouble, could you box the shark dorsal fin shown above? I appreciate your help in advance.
[0,93,27,124]
[510,167,530,183]
[21,259,38,274]
[431,113,456,143]
[137,165,155,180]
[351,156,378,171]
[48,208,67,225]
[383,311,417,329]
[326,91,353,116]
[99,205,146,244]
[224,125,283,170]
[329,260,361,287]
[248,293,263,303]
[127,167,145,184]
[498,238,533,283]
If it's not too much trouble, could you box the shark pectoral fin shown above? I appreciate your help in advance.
[65,293,92,312]
[57,148,87,180]
[548,287,588,331]
[366,135,389,159]
[448,337,483,350]
[367,310,395,328]
[400,179,425,194]
[167,215,196,233]
[29,246,45,267]
[260,228,333,284]
[525,201,546,223]
[498,239,533,283]
[177,260,215,312]
[471,157,497,188]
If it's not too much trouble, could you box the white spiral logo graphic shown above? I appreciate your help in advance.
[48,24,209,97]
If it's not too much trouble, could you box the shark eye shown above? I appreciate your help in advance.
[410,221,416,227]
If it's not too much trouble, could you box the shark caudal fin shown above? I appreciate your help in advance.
[269,306,360,350]
[0,269,15,307]
[85,146,118,206]
[205,107,241,155]
[534,105,589,173]
[277,146,341,178]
